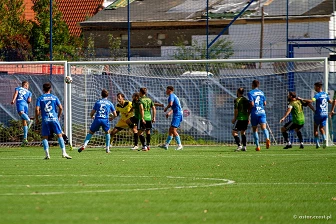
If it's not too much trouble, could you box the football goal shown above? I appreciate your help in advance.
[66,57,333,148]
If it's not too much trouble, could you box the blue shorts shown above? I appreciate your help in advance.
[17,103,28,116]
[41,121,63,137]
[250,113,267,127]
[314,115,327,127]
[171,114,183,128]
[90,119,110,132]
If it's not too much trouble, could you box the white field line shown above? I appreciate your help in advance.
[0,176,235,196]
[1,153,336,160]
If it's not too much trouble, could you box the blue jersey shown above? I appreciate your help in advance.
[248,89,266,115]
[36,93,61,123]
[168,93,182,116]
[15,86,32,106]
[93,98,116,120]
[313,92,329,117]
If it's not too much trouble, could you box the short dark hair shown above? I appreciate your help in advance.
[167,86,174,91]
[288,91,296,98]
[132,92,140,99]
[314,81,323,88]
[22,80,29,87]
[101,89,109,98]
[252,80,259,88]
[139,87,147,95]
[237,88,244,95]
[43,83,52,92]
[117,93,125,98]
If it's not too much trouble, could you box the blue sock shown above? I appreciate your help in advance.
[42,139,49,151]
[23,126,28,139]
[84,133,93,146]
[174,135,181,145]
[253,132,259,146]
[106,134,110,148]
[20,113,30,121]
[166,135,173,145]
[58,137,65,150]
[322,134,326,141]
[315,137,319,144]
[262,129,270,139]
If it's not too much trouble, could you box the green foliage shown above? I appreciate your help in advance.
[30,0,82,61]
[0,0,33,60]
[0,120,41,142]
[85,33,96,60]
[108,34,124,60]
[172,36,234,60]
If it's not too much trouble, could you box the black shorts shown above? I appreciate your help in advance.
[283,121,304,131]
[138,120,152,130]
[129,116,139,126]
[233,120,248,131]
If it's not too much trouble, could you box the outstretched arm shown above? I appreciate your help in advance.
[11,90,18,104]
[279,107,292,123]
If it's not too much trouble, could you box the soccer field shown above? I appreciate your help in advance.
[0,145,335,224]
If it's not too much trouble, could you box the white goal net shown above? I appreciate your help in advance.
[67,58,334,148]
[0,61,68,146]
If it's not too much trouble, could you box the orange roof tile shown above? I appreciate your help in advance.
[23,0,35,21]
[23,0,104,37]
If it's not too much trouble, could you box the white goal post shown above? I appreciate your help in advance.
[66,57,333,148]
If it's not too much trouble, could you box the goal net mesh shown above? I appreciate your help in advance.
[68,58,333,148]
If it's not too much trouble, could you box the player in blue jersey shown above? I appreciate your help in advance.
[78,89,117,153]
[248,80,270,151]
[159,86,183,150]
[35,83,72,159]
[11,80,33,146]
[299,81,333,148]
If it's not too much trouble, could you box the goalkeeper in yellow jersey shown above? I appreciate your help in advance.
[110,93,139,149]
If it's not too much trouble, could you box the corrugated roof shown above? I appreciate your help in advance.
[83,0,333,24]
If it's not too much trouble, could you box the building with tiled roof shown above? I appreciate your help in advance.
[23,0,105,36]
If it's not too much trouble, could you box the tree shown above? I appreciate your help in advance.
[30,0,82,61]
[0,0,33,60]
[172,36,234,60]
[108,34,124,60]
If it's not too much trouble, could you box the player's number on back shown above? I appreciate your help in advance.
[255,96,260,105]
[99,104,106,118]
[320,98,327,112]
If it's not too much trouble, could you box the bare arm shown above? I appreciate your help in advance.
[140,104,145,123]
[154,102,164,107]
[232,109,238,124]
[330,99,336,117]
[279,107,292,123]
[165,110,173,118]
[308,103,315,112]
[151,106,156,123]
[90,109,96,119]
[35,106,40,123]
[11,90,18,104]
[58,104,63,120]
[164,101,173,112]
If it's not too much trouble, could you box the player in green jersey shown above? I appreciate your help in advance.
[279,91,309,149]
[138,87,156,151]
[232,88,250,151]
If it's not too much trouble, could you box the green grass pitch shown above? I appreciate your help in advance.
[0,145,335,224]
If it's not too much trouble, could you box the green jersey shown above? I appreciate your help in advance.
[140,96,154,121]
[289,100,305,125]
[234,96,249,120]
[132,99,141,119]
